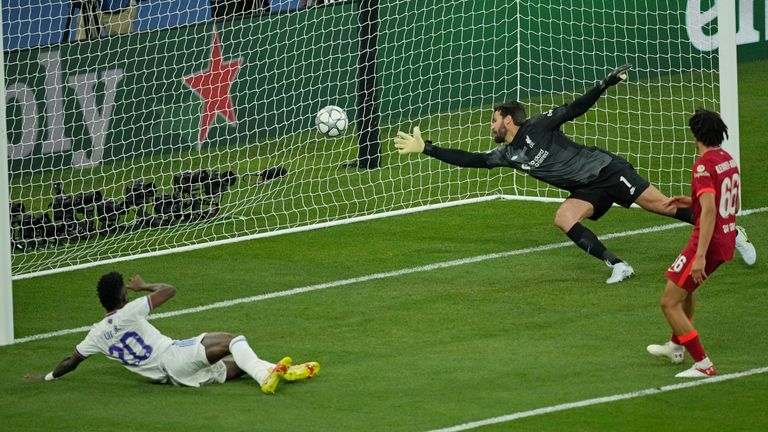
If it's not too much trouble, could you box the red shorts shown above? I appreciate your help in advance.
[665,243,726,292]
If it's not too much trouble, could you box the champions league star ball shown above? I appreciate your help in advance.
[316,105,348,137]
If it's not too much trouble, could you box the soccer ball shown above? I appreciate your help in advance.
[316,105,348,137]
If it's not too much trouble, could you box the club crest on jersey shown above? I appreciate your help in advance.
[525,135,535,148]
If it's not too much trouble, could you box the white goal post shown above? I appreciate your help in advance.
[0,1,740,345]
[717,0,740,169]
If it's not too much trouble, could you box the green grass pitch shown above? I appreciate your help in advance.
[1,60,767,431]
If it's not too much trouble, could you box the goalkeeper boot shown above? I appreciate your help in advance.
[646,341,685,364]
[675,359,717,378]
[735,226,757,266]
[606,261,634,284]
[284,361,320,382]
[260,356,292,395]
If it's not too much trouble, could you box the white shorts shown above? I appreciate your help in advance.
[161,333,228,387]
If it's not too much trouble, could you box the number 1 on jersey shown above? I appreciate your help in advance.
[619,176,636,194]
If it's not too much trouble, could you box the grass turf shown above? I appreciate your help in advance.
[2,60,767,432]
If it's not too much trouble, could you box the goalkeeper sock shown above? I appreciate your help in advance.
[566,223,620,264]
[673,208,694,224]
[229,336,274,385]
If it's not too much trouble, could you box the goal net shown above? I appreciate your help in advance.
[3,0,722,278]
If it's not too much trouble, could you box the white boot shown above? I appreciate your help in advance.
[675,358,717,378]
[646,341,685,364]
[606,262,634,284]
[735,226,756,266]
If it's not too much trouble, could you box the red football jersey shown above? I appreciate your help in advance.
[689,147,739,261]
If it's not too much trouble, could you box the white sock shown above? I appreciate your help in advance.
[695,357,713,369]
[229,336,275,385]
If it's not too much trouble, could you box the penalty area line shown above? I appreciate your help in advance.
[426,366,768,432]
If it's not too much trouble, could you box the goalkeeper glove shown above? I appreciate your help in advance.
[394,127,426,154]
[602,63,632,88]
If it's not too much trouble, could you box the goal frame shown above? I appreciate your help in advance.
[0,1,741,345]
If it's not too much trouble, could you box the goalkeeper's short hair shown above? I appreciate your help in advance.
[494,101,527,126]
[689,108,728,147]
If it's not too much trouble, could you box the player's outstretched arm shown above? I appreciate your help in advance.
[558,64,633,124]
[24,350,86,382]
[394,127,489,168]
[600,64,632,89]
[394,127,426,154]
[129,275,176,309]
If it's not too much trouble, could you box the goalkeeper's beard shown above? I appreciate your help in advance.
[493,124,507,143]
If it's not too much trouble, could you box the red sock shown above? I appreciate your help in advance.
[671,319,693,345]
[678,329,706,362]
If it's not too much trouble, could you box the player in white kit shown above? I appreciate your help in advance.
[24,272,319,394]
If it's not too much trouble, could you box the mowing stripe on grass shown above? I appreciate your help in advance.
[427,366,768,432]
[13,207,767,344]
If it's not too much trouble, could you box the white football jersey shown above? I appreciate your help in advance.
[76,296,173,382]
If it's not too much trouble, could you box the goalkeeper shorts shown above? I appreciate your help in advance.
[568,158,650,221]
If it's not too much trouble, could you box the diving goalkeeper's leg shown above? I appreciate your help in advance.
[635,185,756,265]
[555,200,634,284]
[735,225,757,266]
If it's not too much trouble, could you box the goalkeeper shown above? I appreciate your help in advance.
[394,65,756,284]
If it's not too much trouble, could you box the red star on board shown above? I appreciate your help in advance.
[183,31,242,148]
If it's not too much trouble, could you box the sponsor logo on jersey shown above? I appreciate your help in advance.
[694,164,709,178]
[528,149,550,167]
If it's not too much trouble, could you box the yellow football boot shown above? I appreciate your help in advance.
[260,356,292,394]
[283,361,320,382]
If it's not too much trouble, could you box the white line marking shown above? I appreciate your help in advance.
[427,366,768,432]
[12,207,768,344]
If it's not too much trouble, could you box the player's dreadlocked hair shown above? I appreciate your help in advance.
[97,272,124,311]
[689,108,729,147]
[494,101,527,126]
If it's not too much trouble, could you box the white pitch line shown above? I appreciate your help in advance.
[427,366,768,432]
[12,207,768,345]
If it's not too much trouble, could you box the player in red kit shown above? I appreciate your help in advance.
[646,109,741,378]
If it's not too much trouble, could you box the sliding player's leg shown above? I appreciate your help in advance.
[222,334,290,394]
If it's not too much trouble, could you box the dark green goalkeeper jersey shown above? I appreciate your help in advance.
[423,84,618,191]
